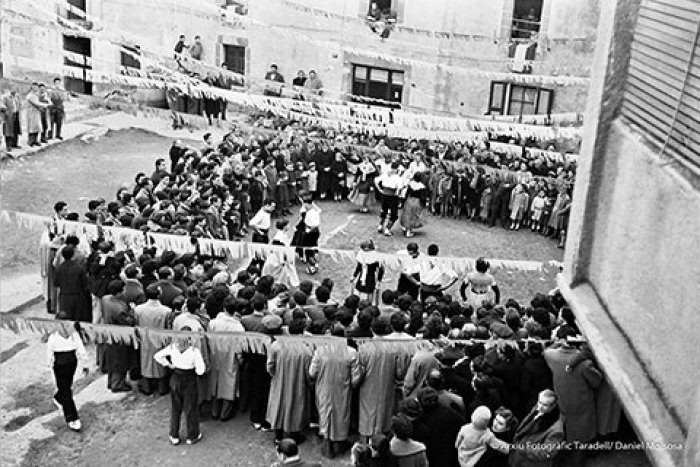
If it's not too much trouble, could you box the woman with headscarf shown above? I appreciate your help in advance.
[351,240,384,304]
[399,173,427,238]
[349,155,377,213]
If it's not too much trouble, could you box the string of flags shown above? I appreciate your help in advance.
[0,315,583,355]
[12,0,591,92]
[2,210,555,276]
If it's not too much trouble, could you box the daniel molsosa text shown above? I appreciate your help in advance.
[510,441,684,451]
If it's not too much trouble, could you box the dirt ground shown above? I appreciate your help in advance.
[0,127,650,466]
[0,127,562,303]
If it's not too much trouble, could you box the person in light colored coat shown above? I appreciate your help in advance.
[309,336,361,458]
[25,83,49,146]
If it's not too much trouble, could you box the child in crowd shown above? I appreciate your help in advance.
[438,171,453,218]
[509,184,529,230]
[455,406,510,467]
[479,183,493,224]
[307,162,318,200]
[530,188,547,232]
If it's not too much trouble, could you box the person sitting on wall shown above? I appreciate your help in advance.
[264,64,285,97]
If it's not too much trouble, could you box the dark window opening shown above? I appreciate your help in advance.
[368,0,393,16]
[351,64,403,108]
[511,0,542,39]
[487,82,553,116]
[120,45,141,71]
[66,0,87,20]
[63,35,92,95]
[223,45,245,75]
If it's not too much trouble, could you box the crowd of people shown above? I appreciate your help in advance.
[1,78,68,156]
[34,106,606,467]
[45,224,619,467]
[39,112,575,273]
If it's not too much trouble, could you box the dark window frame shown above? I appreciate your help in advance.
[351,64,404,108]
[368,0,393,16]
[487,81,553,116]
[510,0,543,39]
[223,44,246,76]
[120,44,141,71]
[488,81,508,114]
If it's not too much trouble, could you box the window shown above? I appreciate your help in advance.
[223,45,245,75]
[487,82,553,116]
[351,64,403,108]
[66,0,86,20]
[63,35,92,95]
[488,81,508,114]
[511,0,542,39]
[368,0,392,16]
[120,45,141,71]
[621,0,700,175]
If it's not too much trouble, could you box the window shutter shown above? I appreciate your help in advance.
[621,0,700,174]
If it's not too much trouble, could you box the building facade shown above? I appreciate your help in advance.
[561,0,700,466]
[1,0,598,115]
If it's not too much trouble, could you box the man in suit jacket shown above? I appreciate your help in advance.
[155,266,184,308]
[264,64,285,97]
[53,245,91,322]
[122,264,146,306]
[101,279,137,393]
[510,389,565,467]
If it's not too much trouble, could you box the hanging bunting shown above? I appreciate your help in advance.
[3,210,552,275]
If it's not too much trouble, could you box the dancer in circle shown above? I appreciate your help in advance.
[351,240,385,304]
[349,155,377,214]
[293,196,322,274]
[460,257,501,308]
[399,173,428,238]
[375,161,404,237]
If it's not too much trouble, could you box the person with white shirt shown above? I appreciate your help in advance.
[419,244,458,303]
[154,330,206,446]
[375,161,404,236]
[172,297,206,332]
[46,314,89,432]
[397,242,423,300]
[249,198,276,244]
[294,196,322,275]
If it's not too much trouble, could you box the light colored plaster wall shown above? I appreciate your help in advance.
[585,122,700,433]
[3,0,63,80]
[2,0,595,114]
[402,0,505,36]
[546,0,601,39]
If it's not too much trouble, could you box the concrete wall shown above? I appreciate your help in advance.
[1,0,597,114]
[560,0,699,464]
[586,123,700,433]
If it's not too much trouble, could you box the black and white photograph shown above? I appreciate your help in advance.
[0,0,698,465]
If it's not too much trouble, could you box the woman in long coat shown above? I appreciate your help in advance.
[266,339,313,441]
[309,341,361,457]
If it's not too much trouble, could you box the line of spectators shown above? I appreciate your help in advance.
[48,228,621,466]
[1,78,68,156]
